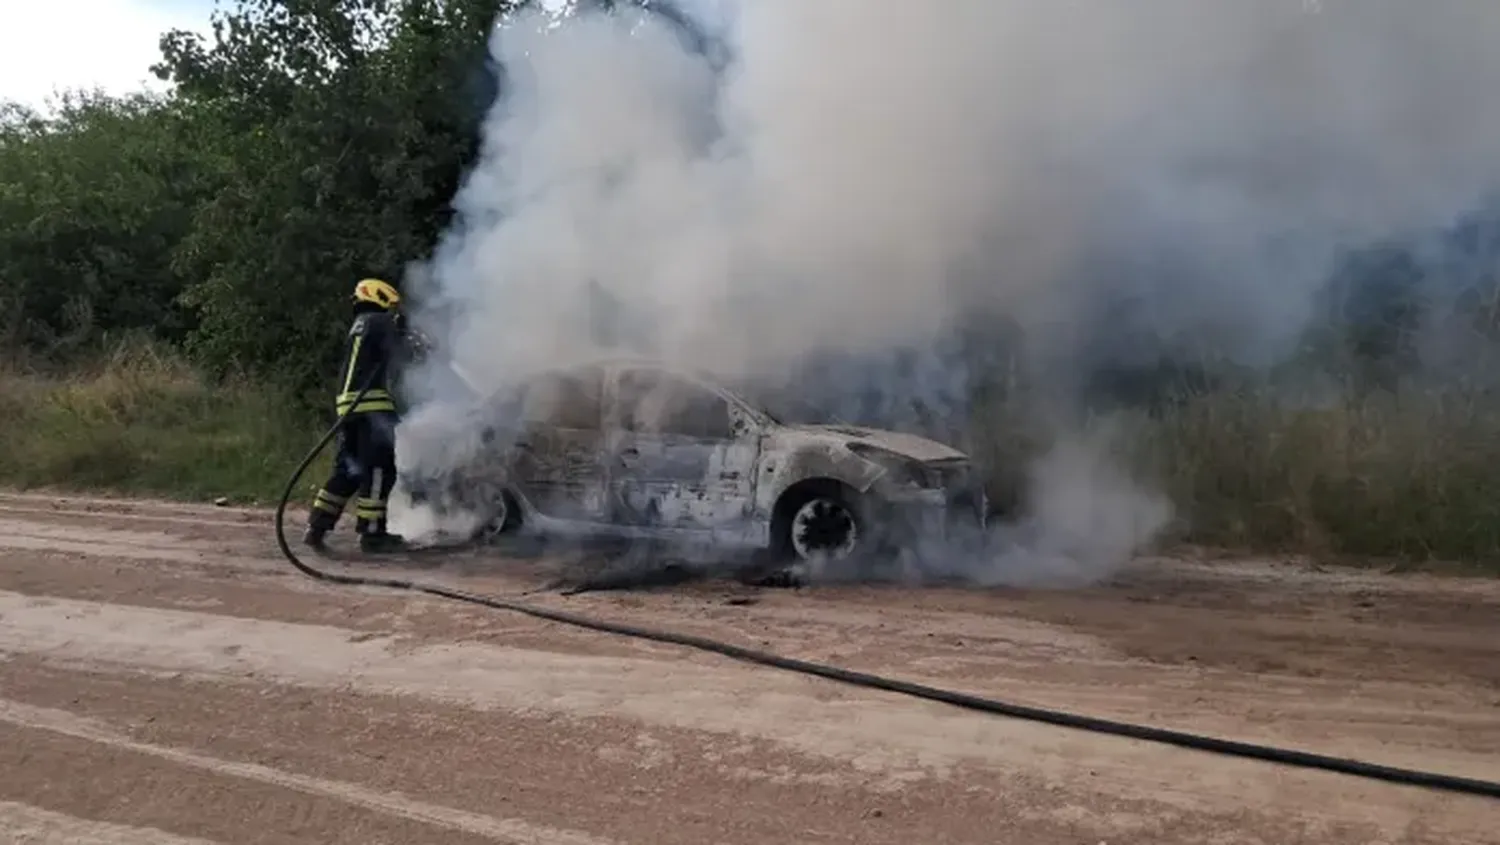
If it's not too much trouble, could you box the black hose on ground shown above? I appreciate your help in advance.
[273,377,1500,802]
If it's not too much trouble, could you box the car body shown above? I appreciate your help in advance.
[398,357,988,573]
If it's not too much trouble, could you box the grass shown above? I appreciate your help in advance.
[1138,388,1500,563]
[0,341,326,505]
[967,385,1500,569]
[4,340,1499,569]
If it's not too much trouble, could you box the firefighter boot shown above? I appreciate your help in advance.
[302,518,337,553]
[303,488,346,553]
[354,495,406,554]
[302,524,329,551]
[303,506,340,553]
[359,530,408,554]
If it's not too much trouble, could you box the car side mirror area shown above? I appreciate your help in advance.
[729,410,756,439]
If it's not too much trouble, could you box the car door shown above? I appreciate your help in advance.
[604,367,759,532]
[506,365,611,524]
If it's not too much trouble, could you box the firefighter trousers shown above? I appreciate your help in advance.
[308,411,400,536]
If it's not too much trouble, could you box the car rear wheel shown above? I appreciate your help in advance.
[472,486,522,544]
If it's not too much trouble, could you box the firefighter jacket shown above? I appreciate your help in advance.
[334,311,402,415]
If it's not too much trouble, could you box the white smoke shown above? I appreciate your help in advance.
[396,0,1500,584]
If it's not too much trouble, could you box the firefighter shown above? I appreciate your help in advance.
[302,277,413,554]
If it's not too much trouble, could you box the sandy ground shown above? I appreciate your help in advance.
[0,491,1496,844]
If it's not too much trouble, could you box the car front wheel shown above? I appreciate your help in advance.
[768,481,869,569]
[790,496,860,560]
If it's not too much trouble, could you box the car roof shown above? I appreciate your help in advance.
[534,355,721,384]
[537,355,775,419]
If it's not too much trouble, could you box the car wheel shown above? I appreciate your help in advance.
[771,482,866,567]
[790,496,860,560]
[472,487,522,544]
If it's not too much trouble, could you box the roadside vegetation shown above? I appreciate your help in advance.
[959,383,1500,565]
[0,338,323,503]
[8,339,1499,564]
[3,0,1500,567]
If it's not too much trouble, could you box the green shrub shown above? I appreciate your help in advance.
[0,341,326,503]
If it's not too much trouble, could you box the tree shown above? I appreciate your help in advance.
[0,91,214,360]
[151,0,510,389]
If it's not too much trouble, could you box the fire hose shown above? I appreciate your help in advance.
[274,368,1500,802]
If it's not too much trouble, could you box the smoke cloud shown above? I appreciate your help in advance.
[395,0,1500,586]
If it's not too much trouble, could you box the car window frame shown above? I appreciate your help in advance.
[519,365,606,431]
[613,366,736,440]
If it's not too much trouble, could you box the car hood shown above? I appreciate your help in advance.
[780,423,969,463]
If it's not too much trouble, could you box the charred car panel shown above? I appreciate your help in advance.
[399,357,987,569]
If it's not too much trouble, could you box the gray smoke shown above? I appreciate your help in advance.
[394,0,1500,585]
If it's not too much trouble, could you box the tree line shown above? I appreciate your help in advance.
[4,0,1500,408]
[1,0,509,393]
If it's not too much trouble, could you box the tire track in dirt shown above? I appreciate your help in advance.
[1,801,223,845]
[0,492,271,521]
[6,547,1494,769]
[1,491,1497,844]
[0,723,517,845]
[0,701,616,845]
[1,587,1495,840]
[0,552,654,660]
[0,659,1060,845]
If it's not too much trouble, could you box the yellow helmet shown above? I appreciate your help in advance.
[353,278,401,310]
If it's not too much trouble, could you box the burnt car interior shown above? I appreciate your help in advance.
[616,368,735,439]
[470,364,761,528]
[503,365,742,446]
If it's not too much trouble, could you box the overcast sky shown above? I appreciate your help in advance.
[0,0,582,111]
[0,0,213,109]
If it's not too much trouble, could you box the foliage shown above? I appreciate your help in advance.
[1,0,508,391]
[0,338,324,502]
[5,341,1498,568]
[151,0,506,388]
[1134,387,1500,562]
[151,0,504,390]
[0,92,214,359]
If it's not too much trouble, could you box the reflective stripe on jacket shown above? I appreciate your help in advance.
[334,311,400,416]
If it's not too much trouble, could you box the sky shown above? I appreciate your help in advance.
[0,0,214,110]
[0,0,578,110]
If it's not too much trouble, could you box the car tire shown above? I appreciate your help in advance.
[769,481,868,574]
[471,486,523,544]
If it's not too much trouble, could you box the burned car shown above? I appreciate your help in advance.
[398,357,987,575]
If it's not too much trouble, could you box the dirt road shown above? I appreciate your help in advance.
[0,490,1496,844]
